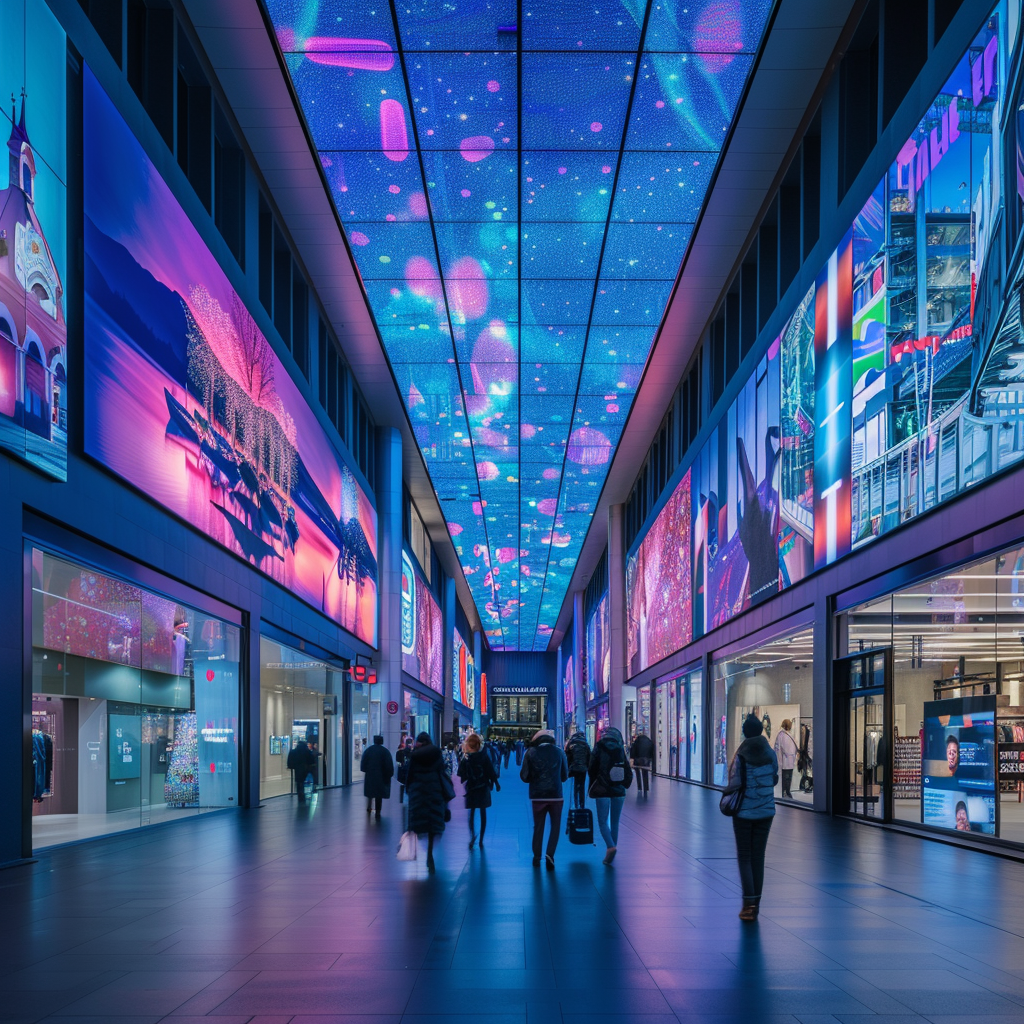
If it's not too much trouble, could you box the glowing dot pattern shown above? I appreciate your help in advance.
[267,0,773,650]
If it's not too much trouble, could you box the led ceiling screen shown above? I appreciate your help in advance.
[266,0,773,649]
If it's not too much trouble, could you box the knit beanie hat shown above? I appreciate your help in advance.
[742,714,763,738]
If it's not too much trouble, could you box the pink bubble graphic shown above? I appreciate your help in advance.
[388,184,401,194]
[385,213,396,221]
[475,427,510,448]
[487,80,500,92]
[542,468,559,480]
[567,427,611,465]
[590,121,603,132]
[558,166,567,174]
[538,498,558,516]
[380,98,409,162]
[461,188,471,197]
[302,37,395,71]
[601,165,611,173]
[472,501,485,516]
[350,231,370,246]
[606,403,620,413]
[405,256,443,301]
[448,523,464,536]
[694,1,744,72]
[520,423,536,440]
[447,257,489,321]
[655,100,665,108]
[408,191,428,217]
[497,547,517,563]
[460,135,495,162]
[477,461,500,481]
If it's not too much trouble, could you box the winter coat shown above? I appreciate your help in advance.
[773,729,798,771]
[630,734,655,766]
[360,740,394,799]
[520,735,568,799]
[396,745,412,784]
[565,733,591,776]
[406,743,450,835]
[287,741,316,778]
[729,736,779,819]
[458,749,499,809]
[588,728,633,798]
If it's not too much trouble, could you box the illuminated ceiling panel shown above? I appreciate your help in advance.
[265,0,774,650]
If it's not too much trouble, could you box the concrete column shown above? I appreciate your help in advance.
[813,595,830,814]
[243,594,262,808]
[555,647,563,736]
[572,591,585,732]
[608,503,627,735]
[473,629,482,733]
[442,573,455,739]
[375,426,404,753]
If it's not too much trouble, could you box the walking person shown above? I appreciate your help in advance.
[588,727,633,864]
[630,731,655,796]
[773,720,798,799]
[406,732,454,871]
[503,739,512,770]
[396,736,413,803]
[486,737,502,778]
[515,737,525,766]
[360,735,394,819]
[458,733,499,849]
[565,731,591,809]
[727,714,779,921]
[521,729,568,869]
[286,736,316,805]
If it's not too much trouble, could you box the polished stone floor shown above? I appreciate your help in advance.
[3,769,1024,1023]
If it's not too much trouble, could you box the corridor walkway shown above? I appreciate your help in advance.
[3,770,1024,1023]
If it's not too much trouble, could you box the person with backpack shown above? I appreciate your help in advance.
[286,737,316,805]
[565,731,591,809]
[588,727,633,864]
[406,732,454,871]
[725,714,779,921]
[630,731,655,796]
[458,733,500,849]
[520,729,568,869]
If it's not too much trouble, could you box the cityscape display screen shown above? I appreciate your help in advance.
[401,549,443,693]
[625,12,1014,674]
[0,0,67,479]
[265,0,776,649]
[922,697,996,834]
[82,70,378,646]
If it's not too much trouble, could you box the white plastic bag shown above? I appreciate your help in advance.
[397,830,418,861]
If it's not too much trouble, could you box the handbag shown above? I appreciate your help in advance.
[438,765,456,803]
[719,755,747,817]
[396,830,418,861]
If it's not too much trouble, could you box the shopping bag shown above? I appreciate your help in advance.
[397,830,418,861]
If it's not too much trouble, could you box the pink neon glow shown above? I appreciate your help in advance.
[567,427,611,465]
[538,498,558,516]
[380,99,409,162]
[520,424,536,439]
[302,37,395,72]
[460,135,495,162]
[350,231,369,246]
[472,501,485,515]
[693,2,744,72]
[558,166,567,174]
[590,121,603,132]
[655,100,665,108]
[601,165,611,173]
[448,258,489,321]
[405,256,443,301]
[408,192,428,217]
[470,321,515,395]
[497,547,517,563]
[388,184,401,194]
[449,523,463,536]
[477,461,500,481]
[461,189,471,197]
[487,80,500,92]
[542,468,559,480]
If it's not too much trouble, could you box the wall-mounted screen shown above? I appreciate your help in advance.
[563,653,575,720]
[401,549,442,693]
[922,697,996,835]
[453,628,474,709]
[108,713,141,780]
[83,69,377,645]
[585,591,609,702]
[0,0,67,479]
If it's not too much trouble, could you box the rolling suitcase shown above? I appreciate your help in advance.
[566,806,595,845]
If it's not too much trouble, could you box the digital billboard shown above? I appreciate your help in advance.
[0,0,67,480]
[922,696,996,834]
[401,549,443,693]
[585,590,609,702]
[83,70,378,646]
[453,628,475,709]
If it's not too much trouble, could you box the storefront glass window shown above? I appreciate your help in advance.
[403,689,434,744]
[259,637,345,800]
[712,626,814,802]
[31,549,241,848]
[655,681,677,776]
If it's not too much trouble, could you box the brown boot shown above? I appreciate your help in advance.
[738,900,758,922]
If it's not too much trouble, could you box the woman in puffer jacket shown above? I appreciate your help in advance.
[728,714,779,921]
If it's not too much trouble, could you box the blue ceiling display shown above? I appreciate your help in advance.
[264,0,774,650]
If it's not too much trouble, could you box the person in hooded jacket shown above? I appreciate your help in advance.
[728,714,779,921]
[287,738,316,805]
[630,731,655,796]
[588,727,633,864]
[565,731,591,809]
[406,732,452,871]
[458,733,500,848]
[360,735,394,819]
[521,730,568,869]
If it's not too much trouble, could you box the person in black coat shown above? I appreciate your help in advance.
[458,733,500,849]
[406,732,452,871]
[360,735,394,819]
[396,736,413,803]
[565,731,591,809]
[286,739,316,805]
[589,727,633,864]
[521,730,568,869]
[630,731,655,796]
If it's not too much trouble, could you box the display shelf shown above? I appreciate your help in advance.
[893,735,921,799]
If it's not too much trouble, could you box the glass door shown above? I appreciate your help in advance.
[834,648,892,820]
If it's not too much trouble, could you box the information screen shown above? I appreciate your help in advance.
[922,696,996,835]
[108,713,141,780]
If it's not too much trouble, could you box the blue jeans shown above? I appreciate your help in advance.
[595,796,624,848]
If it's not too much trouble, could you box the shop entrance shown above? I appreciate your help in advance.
[834,648,891,821]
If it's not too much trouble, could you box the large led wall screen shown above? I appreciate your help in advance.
[454,628,475,708]
[626,12,1014,676]
[0,0,67,480]
[401,550,443,693]
[265,0,776,650]
[585,590,609,702]
[83,70,378,646]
